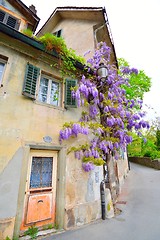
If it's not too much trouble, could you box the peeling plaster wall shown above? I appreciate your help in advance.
[0,148,23,239]
[51,19,98,61]
[65,156,103,229]
[0,148,23,218]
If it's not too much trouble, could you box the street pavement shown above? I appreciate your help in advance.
[40,163,160,240]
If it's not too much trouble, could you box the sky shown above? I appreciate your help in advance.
[23,0,160,120]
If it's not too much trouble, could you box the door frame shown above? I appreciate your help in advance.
[13,144,67,238]
[21,150,58,230]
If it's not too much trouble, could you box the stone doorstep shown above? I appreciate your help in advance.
[20,228,65,240]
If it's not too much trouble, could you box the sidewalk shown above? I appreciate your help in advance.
[40,163,160,240]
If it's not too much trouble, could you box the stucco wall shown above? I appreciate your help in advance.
[0,29,128,238]
[0,42,81,238]
[52,19,99,60]
[0,41,104,238]
[65,152,103,228]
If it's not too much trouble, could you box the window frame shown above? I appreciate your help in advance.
[0,58,7,86]
[52,29,62,38]
[0,9,20,30]
[64,79,77,108]
[38,74,62,107]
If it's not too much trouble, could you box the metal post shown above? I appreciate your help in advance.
[100,180,106,220]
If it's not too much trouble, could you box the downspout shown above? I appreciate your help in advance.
[94,7,118,68]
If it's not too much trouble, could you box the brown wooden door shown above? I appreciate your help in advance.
[21,150,57,230]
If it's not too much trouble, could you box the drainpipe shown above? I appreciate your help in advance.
[100,180,106,220]
[94,23,106,45]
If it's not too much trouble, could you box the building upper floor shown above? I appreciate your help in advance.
[37,7,117,64]
[0,0,40,32]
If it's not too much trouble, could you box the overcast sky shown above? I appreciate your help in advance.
[23,0,160,119]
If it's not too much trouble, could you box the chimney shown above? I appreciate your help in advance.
[29,5,37,15]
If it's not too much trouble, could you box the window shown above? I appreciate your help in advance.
[53,29,62,38]
[30,157,53,189]
[38,76,61,106]
[23,63,77,108]
[0,58,7,86]
[0,9,20,30]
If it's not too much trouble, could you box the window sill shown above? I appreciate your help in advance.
[34,100,65,111]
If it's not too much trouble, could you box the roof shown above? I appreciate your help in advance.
[4,0,40,32]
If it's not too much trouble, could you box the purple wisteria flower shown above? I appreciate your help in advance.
[82,162,95,172]
[131,68,138,75]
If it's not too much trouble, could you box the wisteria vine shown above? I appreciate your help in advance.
[59,42,149,172]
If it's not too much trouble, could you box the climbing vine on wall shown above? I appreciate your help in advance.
[59,42,149,172]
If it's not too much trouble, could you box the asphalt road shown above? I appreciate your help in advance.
[41,163,160,240]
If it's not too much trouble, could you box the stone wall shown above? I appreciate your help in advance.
[129,157,160,170]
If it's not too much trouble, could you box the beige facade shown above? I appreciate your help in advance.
[0,2,128,240]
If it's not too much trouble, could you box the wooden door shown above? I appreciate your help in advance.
[21,150,57,230]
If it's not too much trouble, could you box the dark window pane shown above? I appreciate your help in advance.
[0,62,5,84]
[6,16,17,28]
[50,81,59,106]
[38,77,49,103]
[0,10,5,22]
[30,157,53,189]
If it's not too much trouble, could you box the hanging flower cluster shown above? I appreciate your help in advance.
[59,42,149,172]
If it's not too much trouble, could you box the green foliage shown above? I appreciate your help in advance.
[54,223,59,230]
[127,134,142,157]
[156,128,160,150]
[38,33,85,77]
[128,119,160,160]
[5,237,19,240]
[43,223,54,230]
[5,237,11,240]
[21,28,33,37]
[141,139,157,159]
[118,58,151,101]
[39,33,66,53]
[83,156,105,165]
[24,226,38,239]
[118,58,129,67]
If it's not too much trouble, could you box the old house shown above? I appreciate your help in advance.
[0,1,129,239]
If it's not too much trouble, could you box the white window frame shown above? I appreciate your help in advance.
[0,58,7,86]
[38,75,61,107]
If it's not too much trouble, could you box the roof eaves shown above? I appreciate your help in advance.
[36,6,103,35]
[8,0,40,20]
[102,7,118,68]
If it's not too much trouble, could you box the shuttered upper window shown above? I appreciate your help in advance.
[23,63,40,99]
[65,79,77,108]
[23,63,77,108]
[0,9,20,30]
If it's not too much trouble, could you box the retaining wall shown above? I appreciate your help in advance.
[129,157,160,170]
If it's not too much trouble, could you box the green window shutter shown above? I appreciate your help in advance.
[65,79,77,108]
[22,63,40,99]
